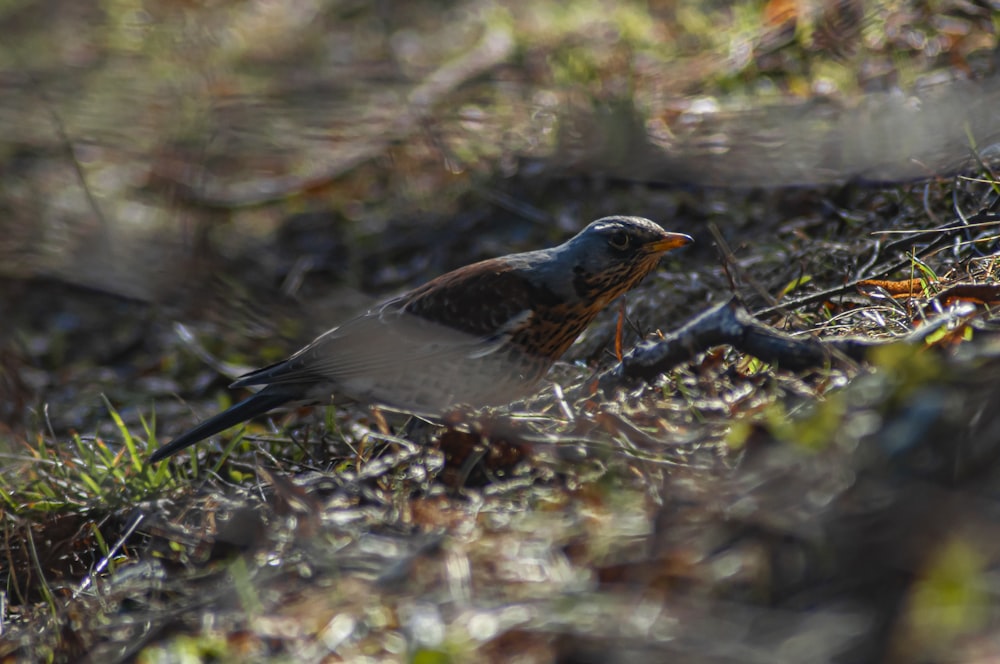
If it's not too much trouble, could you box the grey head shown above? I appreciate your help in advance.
[513,215,694,308]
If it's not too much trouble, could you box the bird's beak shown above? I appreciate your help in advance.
[649,232,694,253]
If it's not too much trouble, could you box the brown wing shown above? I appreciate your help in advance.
[401,258,560,342]
[229,260,559,412]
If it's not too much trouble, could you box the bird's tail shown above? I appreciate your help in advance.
[149,388,295,463]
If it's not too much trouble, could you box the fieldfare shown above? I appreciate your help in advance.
[150,216,692,462]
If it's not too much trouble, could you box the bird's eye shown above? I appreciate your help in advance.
[608,230,630,250]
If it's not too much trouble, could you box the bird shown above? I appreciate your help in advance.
[149,216,692,462]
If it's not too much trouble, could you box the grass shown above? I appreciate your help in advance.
[6,180,1000,660]
[0,400,173,515]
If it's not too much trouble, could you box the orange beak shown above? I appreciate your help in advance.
[649,232,694,253]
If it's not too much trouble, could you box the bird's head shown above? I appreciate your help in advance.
[557,216,693,308]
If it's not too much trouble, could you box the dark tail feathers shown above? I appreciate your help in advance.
[149,388,295,463]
